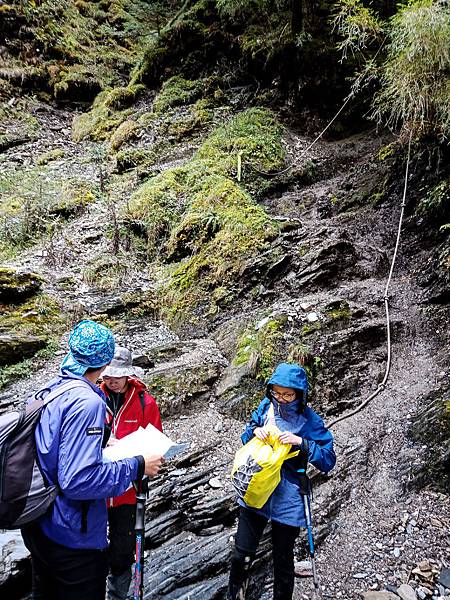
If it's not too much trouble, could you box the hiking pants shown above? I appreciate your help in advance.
[21,523,108,600]
[227,506,300,600]
[106,504,136,600]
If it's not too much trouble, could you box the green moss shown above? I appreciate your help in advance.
[233,318,286,383]
[131,41,168,86]
[128,167,186,253]
[153,76,204,113]
[2,0,155,99]
[195,107,285,178]
[36,148,65,165]
[325,301,351,322]
[109,119,140,152]
[0,267,43,302]
[115,148,156,172]
[71,85,145,142]
[126,107,286,321]
[0,294,67,345]
[377,142,397,162]
[51,181,96,217]
[157,100,212,141]
[300,322,322,336]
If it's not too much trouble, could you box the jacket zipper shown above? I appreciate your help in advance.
[108,388,136,508]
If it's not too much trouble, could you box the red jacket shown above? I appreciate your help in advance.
[101,377,162,507]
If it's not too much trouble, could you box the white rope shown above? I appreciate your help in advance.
[327,130,413,429]
[249,40,387,179]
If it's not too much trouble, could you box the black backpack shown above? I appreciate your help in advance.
[0,380,86,529]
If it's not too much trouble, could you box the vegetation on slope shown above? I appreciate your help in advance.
[127,107,285,321]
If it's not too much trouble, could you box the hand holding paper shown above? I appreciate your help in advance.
[103,423,188,462]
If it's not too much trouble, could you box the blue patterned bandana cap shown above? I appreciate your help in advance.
[60,320,115,376]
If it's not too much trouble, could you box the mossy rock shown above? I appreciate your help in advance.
[72,85,145,142]
[36,148,65,166]
[195,107,285,178]
[0,293,67,365]
[109,119,140,153]
[115,148,156,173]
[153,76,204,114]
[53,66,103,102]
[0,267,43,303]
[156,100,212,142]
[50,181,96,217]
[83,255,129,291]
[233,316,286,383]
[0,333,48,365]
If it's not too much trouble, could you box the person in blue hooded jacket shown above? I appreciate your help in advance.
[227,362,336,600]
[20,320,164,600]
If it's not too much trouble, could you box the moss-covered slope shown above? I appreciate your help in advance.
[127,107,286,321]
[0,0,173,101]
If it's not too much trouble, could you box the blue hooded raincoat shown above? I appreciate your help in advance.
[239,363,336,527]
[33,371,141,550]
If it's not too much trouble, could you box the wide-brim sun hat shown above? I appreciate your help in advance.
[101,346,144,378]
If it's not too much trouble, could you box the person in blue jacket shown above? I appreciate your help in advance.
[227,362,336,600]
[20,320,164,600]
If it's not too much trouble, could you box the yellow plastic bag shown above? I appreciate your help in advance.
[231,425,299,509]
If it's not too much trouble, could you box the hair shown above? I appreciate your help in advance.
[85,366,108,376]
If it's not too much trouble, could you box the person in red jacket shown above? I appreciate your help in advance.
[100,346,162,600]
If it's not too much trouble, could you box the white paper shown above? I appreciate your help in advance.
[103,423,187,461]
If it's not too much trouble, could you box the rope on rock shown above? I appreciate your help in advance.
[327,130,413,429]
[245,40,387,179]
[250,94,354,178]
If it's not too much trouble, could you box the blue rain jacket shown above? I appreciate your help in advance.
[33,371,141,550]
[239,363,336,527]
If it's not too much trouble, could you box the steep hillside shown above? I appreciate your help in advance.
[0,1,449,599]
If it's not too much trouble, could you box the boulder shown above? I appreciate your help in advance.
[0,268,43,303]
[0,333,48,365]
[397,583,417,600]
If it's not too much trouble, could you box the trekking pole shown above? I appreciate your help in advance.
[133,478,148,600]
[297,468,320,592]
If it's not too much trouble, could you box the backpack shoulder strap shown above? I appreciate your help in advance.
[42,380,90,406]
[138,390,146,416]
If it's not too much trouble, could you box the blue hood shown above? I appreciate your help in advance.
[268,363,308,399]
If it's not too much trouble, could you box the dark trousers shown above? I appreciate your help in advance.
[107,504,136,576]
[21,523,108,600]
[228,507,300,600]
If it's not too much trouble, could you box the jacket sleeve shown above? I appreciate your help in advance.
[58,392,141,500]
[303,409,336,474]
[241,398,269,445]
[143,393,163,432]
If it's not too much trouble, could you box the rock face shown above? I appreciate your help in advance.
[0,333,47,365]
[0,268,43,303]
[144,339,228,416]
